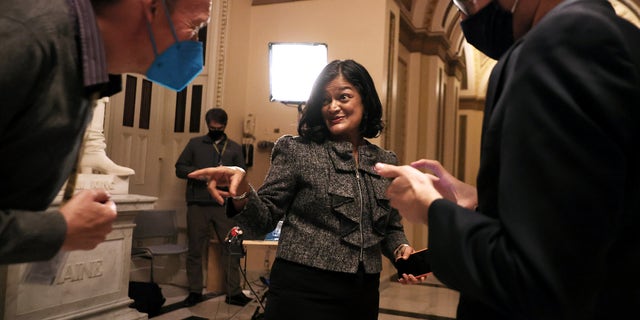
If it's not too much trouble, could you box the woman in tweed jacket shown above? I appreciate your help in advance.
[189,59,421,320]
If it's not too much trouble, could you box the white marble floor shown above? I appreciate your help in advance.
[150,276,459,320]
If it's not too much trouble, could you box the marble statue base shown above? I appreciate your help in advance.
[0,193,158,320]
[58,173,131,196]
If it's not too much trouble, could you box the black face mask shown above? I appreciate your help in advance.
[208,130,224,141]
[460,2,515,60]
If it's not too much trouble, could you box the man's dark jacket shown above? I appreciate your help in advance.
[428,1,640,319]
[175,134,245,205]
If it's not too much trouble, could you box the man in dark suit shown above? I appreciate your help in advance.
[376,0,640,319]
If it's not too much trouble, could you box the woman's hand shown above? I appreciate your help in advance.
[398,273,428,285]
[188,166,248,205]
[395,245,428,285]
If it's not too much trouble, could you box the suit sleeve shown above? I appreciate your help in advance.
[428,10,640,318]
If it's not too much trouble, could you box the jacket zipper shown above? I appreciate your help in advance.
[355,153,364,262]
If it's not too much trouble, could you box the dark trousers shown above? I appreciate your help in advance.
[185,204,242,296]
[264,258,380,320]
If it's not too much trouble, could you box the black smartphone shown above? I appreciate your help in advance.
[394,248,432,278]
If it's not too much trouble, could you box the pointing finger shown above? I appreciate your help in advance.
[374,162,403,179]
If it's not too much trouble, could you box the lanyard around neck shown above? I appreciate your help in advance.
[213,140,228,165]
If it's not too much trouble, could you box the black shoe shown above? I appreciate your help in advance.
[225,293,253,306]
[182,292,204,307]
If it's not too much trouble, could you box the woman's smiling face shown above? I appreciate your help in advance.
[321,75,364,144]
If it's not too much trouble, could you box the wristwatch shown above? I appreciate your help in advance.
[231,184,254,200]
[231,191,248,200]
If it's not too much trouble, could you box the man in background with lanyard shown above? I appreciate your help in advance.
[175,108,250,307]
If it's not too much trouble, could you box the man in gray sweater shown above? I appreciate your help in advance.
[0,0,212,264]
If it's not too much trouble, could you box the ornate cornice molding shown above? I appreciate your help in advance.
[400,18,465,80]
[459,97,485,111]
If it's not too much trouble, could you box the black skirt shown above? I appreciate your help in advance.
[263,258,380,320]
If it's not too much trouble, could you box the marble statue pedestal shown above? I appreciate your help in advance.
[0,193,158,320]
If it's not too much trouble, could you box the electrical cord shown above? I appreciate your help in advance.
[238,259,266,312]
[224,227,267,313]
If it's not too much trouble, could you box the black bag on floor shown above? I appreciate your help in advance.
[128,281,166,317]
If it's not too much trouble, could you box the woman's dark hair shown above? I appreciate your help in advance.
[298,59,384,143]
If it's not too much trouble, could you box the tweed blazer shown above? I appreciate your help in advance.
[232,135,409,274]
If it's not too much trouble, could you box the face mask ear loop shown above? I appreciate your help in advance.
[510,0,520,13]
[159,0,180,43]
[146,21,160,57]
